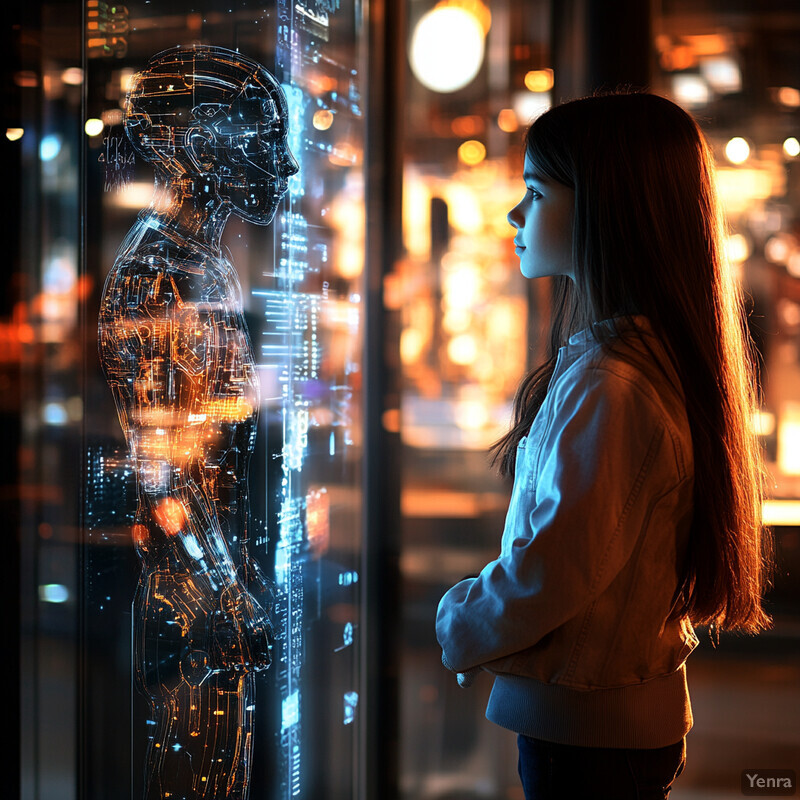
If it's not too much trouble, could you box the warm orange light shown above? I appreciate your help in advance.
[400,328,426,365]
[764,234,795,265]
[454,398,489,430]
[752,409,776,437]
[306,74,338,95]
[14,71,38,88]
[153,498,187,536]
[436,0,491,34]
[497,108,518,133]
[660,46,695,71]
[62,67,84,85]
[337,241,363,279]
[451,115,483,137]
[201,397,254,422]
[725,233,749,264]
[328,141,360,167]
[777,86,800,108]
[306,488,330,555]
[447,333,478,365]
[312,109,334,131]
[382,408,401,433]
[524,69,553,93]
[457,139,486,166]
[132,524,148,547]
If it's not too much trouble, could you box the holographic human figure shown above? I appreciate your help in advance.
[98,45,298,799]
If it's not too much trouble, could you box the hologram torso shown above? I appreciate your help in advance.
[98,44,297,799]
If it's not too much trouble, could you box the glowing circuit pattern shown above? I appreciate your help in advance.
[263,1,366,794]
[98,44,297,799]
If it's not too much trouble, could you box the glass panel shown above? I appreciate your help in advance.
[16,2,369,798]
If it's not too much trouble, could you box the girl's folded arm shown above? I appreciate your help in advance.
[436,366,671,673]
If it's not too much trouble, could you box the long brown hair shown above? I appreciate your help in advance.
[492,92,774,635]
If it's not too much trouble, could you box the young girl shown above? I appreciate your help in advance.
[436,92,774,800]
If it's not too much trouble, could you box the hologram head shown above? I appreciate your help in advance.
[125,44,298,224]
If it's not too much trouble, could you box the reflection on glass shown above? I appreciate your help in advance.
[98,44,297,799]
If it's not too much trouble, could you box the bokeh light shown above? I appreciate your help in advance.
[725,136,751,164]
[497,108,518,132]
[524,69,553,93]
[312,109,334,130]
[409,6,485,93]
[85,118,104,137]
[457,139,486,166]
[783,137,800,158]
[61,67,84,85]
[40,134,62,161]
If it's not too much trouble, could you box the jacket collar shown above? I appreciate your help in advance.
[565,315,653,354]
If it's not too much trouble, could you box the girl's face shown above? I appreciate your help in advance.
[507,152,575,281]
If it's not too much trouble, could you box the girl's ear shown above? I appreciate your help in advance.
[184,125,218,174]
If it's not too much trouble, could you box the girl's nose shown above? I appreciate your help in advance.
[507,205,522,229]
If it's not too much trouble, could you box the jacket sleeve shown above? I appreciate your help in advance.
[436,364,671,673]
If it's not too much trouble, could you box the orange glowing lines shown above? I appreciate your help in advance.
[153,498,187,535]
[200,397,255,422]
[132,523,148,547]
[98,45,289,799]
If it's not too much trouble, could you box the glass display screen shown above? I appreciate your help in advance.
[19,2,367,798]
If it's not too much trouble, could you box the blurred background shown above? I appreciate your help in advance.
[4,0,799,798]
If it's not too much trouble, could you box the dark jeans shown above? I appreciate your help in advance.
[517,734,686,800]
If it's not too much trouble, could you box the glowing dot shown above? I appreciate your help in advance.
[672,74,709,107]
[6,127,23,141]
[61,67,84,85]
[783,137,800,158]
[40,134,62,161]
[524,69,553,93]
[312,109,333,130]
[725,137,750,164]
[43,402,68,426]
[409,7,485,93]
[85,118,104,137]
[39,584,69,603]
[458,139,486,166]
[497,108,518,133]
[777,86,800,108]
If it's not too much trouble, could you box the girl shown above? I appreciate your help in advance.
[436,92,774,800]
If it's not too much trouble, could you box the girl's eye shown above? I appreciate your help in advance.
[527,187,542,200]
